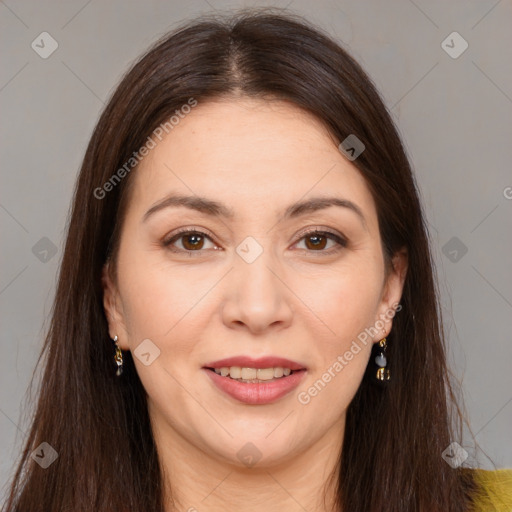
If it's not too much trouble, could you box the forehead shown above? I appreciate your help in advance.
[127,98,376,222]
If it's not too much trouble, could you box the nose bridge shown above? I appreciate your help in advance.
[234,234,280,301]
[222,234,293,332]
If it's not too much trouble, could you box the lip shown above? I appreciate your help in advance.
[203,356,307,371]
[203,367,307,405]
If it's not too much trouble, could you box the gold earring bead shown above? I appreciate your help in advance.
[113,335,123,376]
[376,367,391,382]
[375,337,390,382]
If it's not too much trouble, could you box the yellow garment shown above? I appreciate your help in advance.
[471,469,512,511]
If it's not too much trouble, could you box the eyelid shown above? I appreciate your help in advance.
[294,226,347,245]
[163,226,219,248]
[291,227,348,254]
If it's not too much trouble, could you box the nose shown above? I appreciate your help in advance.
[221,250,293,335]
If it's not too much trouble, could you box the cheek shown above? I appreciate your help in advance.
[116,257,213,407]
[299,343,371,409]
[117,253,217,342]
[291,254,383,406]
[292,257,384,339]
[116,252,221,402]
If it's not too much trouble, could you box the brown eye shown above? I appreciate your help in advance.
[163,229,217,254]
[294,230,347,253]
[304,233,328,250]
[181,233,205,250]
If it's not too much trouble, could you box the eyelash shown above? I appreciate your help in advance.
[162,227,348,257]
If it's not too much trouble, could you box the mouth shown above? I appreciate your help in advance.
[202,356,307,405]
[204,366,304,383]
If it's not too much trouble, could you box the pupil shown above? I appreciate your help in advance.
[184,234,203,250]
[307,234,326,250]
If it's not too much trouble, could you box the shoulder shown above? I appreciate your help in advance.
[470,468,512,512]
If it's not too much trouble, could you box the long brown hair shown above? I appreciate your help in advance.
[3,8,478,511]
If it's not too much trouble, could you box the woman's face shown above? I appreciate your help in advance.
[103,98,407,469]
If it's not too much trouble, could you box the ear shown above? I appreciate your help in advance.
[101,262,129,350]
[372,247,408,342]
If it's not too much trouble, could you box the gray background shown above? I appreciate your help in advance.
[1,0,511,497]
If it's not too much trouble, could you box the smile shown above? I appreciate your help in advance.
[210,366,294,382]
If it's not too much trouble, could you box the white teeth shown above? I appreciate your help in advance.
[273,367,284,378]
[256,368,275,380]
[212,366,295,381]
[229,366,241,379]
[241,367,257,380]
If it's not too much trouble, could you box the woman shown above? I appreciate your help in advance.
[3,9,511,512]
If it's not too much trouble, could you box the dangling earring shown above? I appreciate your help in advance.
[113,335,123,376]
[374,337,390,384]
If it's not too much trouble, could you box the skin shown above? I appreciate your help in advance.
[102,97,407,512]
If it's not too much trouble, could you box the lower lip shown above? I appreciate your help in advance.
[203,368,307,405]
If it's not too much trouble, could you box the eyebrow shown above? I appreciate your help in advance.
[142,193,367,229]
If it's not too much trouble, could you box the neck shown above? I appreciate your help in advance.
[153,414,344,512]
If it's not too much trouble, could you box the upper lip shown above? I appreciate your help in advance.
[203,356,307,371]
